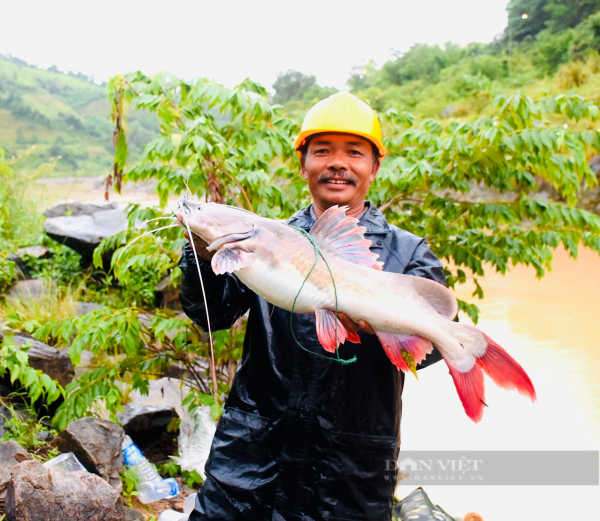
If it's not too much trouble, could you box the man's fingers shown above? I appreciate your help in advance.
[357,320,375,335]
[337,313,360,334]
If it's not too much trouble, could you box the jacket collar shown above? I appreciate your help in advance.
[288,201,391,234]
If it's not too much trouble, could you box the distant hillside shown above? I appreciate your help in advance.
[0,55,156,177]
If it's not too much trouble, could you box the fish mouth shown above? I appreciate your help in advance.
[206,224,257,251]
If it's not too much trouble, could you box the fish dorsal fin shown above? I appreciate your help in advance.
[310,206,383,270]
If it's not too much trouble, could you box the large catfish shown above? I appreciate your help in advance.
[176,200,536,422]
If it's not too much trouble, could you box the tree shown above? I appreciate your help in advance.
[37,73,600,430]
[272,70,317,105]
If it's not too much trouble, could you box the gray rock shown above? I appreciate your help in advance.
[53,418,124,493]
[118,403,177,433]
[6,279,57,302]
[44,208,127,264]
[124,507,145,521]
[5,459,125,521]
[75,301,102,315]
[10,336,74,387]
[15,246,51,259]
[441,105,457,118]
[0,441,33,500]
[118,404,179,463]
[588,154,600,175]
[44,200,119,218]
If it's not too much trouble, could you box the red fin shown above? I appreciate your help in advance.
[211,248,252,275]
[448,363,486,423]
[477,333,537,402]
[315,309,358,352]
[376,332,433,370]
[310,206,383,270]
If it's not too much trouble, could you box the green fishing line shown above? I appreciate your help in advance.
[289,226,357,366]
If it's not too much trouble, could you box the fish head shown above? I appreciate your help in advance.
[175,199,258,251]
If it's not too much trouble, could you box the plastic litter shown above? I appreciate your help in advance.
[157,510,188,521]
[393,487,456,521]
[43,452,87,473]
[171,405,216,480]
[122,434,180,504]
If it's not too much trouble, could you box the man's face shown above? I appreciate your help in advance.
[301,133,380,214]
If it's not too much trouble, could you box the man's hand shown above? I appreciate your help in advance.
[337,312,375,335]
[183,230,215,262]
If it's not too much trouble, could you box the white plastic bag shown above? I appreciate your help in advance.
[171,406,216,480]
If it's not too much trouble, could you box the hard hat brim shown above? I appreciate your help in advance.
[294,130,386,158]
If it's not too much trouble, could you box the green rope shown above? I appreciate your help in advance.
[289,227,357,365]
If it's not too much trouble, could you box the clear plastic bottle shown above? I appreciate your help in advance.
[122,435,180,504]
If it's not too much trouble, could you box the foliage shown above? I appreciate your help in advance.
[373,92,600,319]
[0,54,157,177]
[0,319,64,406]
[37,301,242,429]
[159,459,204,489]
[0,401,58,453]
[0,145,45,252]
[272,70,336,106]
[120,467,140,507]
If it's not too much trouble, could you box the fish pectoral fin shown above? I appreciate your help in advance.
[309,206,383,271]
[376,332,433,376]
[315,309,360,353]
[211,248,253,275]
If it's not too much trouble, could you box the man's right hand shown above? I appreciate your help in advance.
[184,230,215,261]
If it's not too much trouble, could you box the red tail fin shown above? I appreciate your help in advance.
[448,363,486,423]
[477,333,537,402]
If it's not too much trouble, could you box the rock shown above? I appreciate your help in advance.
[36,430,54,443]
[53,418,124,492]
[118,404,179,463]
[15,246,51,259]
[75,301,102,315]
[44,208,127,265]
[155,275,182,310]
[124,506,145,520]
[441,105,457,118]
[44,200,119,218]
[10,335,74,387]
[6,253,30,280]
[6,279,57,303]
[0,441,33,500]
[588,154,600,175]
[4,459,125,521]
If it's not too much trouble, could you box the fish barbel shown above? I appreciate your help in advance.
[176,200,536,422]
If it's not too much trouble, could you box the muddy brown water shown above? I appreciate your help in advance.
[397,246,600,520]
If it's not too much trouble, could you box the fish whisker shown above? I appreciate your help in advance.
[176,200,219,401]
[116,223,179,265]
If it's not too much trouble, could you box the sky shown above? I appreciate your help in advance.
[1,0,510,91]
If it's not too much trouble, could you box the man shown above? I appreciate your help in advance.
[181,92,446,521]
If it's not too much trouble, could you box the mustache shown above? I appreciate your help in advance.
[317,170,358,186]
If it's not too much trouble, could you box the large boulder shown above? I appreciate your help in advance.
[16,336,73,387]
[4,459,125,521]
[44,200,119,218]
[0,441,33,500]
[6,279,57,303]
[44,207,127,265]
[52,418,124,493]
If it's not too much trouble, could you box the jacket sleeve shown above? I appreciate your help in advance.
[178,242,253,331]
[404,238,447,370]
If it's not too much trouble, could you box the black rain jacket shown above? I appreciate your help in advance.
[181,202,446,521]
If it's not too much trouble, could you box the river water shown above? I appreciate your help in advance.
[397,246,600,520]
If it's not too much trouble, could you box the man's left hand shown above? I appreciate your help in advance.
[337,312,375,335]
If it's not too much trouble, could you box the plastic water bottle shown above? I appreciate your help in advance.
[122,435,180,504]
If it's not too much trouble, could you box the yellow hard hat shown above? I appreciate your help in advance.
[294,91,386,158]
